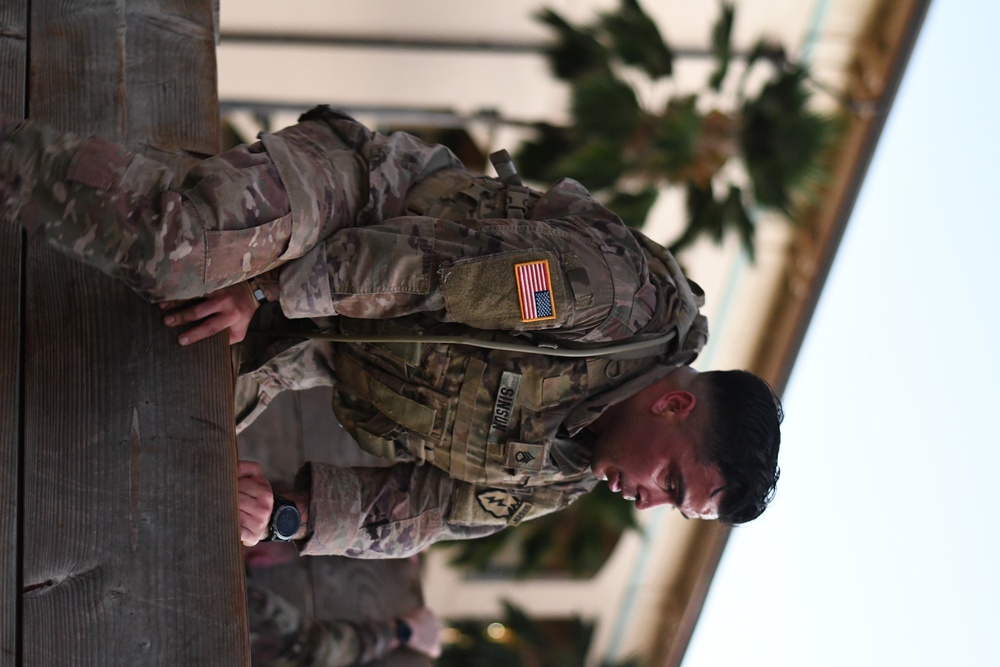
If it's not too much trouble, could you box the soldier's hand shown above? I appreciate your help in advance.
[401,607,444,658]
[237,460,274,546]
[158,282,259,346]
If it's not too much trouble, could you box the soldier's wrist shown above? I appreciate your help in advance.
[393,617,413,648]
[248,269,280,303]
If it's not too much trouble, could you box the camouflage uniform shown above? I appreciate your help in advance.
[248,584,396,666]
[0,108,709,558]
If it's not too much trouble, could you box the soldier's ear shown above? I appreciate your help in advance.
[650,390,696,419]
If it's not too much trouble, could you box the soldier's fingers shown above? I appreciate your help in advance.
[239,480,273,506]
[176,314,237,346]
[163,299,221,328]
[237,464,274,508]
[238,460,264,478]
[239,503,270,528]
[239,494,271,546]
[240,520,262,547]
[157,299,191,311]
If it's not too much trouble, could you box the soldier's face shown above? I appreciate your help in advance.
[590,389,725,519]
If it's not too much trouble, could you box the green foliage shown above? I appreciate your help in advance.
[648,96,701,176]
[555,141,628,192]
[515,123,575,182]
[516,0,839,259]
[535,9,606,80]
[439,600,644,667]
[570,70,642,141]
[709,2,735,91]
[599,0,674,79]
[671,184,756,260]
[741,65,837,215]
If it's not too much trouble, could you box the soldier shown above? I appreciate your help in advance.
[0,108,782,558]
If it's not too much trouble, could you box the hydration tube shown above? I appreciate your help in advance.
[253,328,677,360]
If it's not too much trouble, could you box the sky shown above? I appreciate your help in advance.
[685,1,1000,665]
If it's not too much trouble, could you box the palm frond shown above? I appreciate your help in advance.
[599,0,674,79]
[554,140,629,193]
[741,65,835,213]
[536,8,608,80]
[669,183,725,255]
[514,122,576,183]
[708,2,736,91]
[736,37,787,99]
[570,70,642,141]
[648,96,702,177]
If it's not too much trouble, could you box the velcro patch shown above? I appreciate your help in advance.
[505,442,545,472]
[515,260,557,322]
[440,251,567,330]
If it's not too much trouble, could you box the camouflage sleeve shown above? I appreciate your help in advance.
[248,584,396,667]
[283,211,661,343]
[294,462,589,558]
[0,111,458,303]
[2,113,661,343]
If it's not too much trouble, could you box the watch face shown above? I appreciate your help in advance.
[272,504,301,541]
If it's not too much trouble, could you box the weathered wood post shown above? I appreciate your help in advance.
[1,1,249,665]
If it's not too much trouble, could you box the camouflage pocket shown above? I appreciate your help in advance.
[204,213,294,283]
[363,509,444,555]
[65,136,133,191]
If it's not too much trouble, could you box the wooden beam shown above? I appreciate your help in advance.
[3,0,249,664]
[0,4,26,665]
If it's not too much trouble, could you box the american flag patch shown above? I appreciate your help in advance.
[515,260,557,322]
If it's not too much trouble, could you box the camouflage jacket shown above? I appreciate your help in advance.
[0,108,708,559]
[234,108,709,558]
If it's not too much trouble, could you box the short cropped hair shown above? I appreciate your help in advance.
[697,370,782,525]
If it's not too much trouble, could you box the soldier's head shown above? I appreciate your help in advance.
[588,367,781,524]
[694,369,782,524]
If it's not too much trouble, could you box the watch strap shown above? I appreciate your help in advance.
[394,618,413,646]
[247,277,268,305]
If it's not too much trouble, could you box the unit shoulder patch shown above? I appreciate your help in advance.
[476,488,534,526]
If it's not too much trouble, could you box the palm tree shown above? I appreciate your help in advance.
[516,0,839,260]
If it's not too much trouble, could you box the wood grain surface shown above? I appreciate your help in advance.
[0,4,26,664]
[6,0,249,664]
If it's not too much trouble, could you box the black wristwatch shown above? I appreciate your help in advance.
[265,495,301,542]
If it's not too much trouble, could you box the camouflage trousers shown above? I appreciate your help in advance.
[248,584,395,667]
[0,111,366,302]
